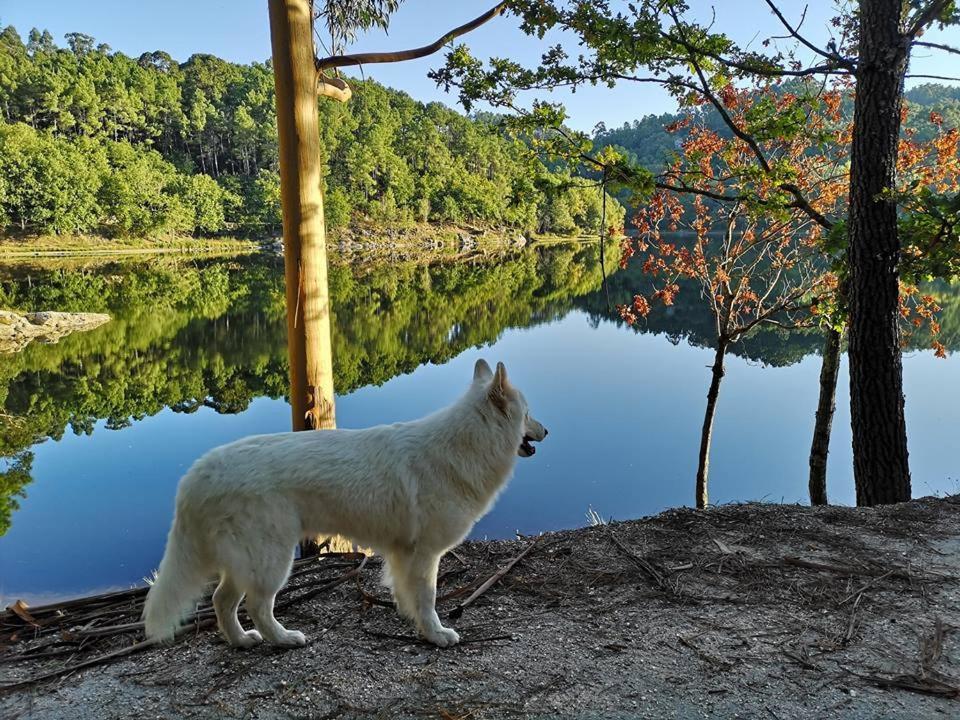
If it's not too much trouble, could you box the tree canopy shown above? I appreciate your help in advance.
[0,23,621,238]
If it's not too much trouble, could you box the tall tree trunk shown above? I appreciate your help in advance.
[269,0,338,558]
[809,328,842,505]
[847,0,911,506]
[268,0,336,434]
[696,338,728,509]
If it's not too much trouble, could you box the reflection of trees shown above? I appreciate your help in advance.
[576,260,823,366]
[578,260,960,367]
[0,244,615,504]
[0,451,32,536]
[1,246,956,534]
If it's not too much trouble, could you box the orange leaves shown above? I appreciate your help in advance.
[642,254,668,276]
[681,127,725,158]
[897,115,960,193]
[623,84,851,338]
[899,283,946,357]
[719,83,741,110]
[633,295,651,317]
[620,283,678,327]
[653,283,680,307]
[617,304,637,326]
[617,295,652,326]
[823,90,842,122]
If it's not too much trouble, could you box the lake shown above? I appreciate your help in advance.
[1,242,958,605]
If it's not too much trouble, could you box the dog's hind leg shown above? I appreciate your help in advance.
[241,547,306,647]
[383,552,418,621]
[213,575,262,648]
[401,550,459,648]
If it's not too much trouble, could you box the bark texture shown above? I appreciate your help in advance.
[846,0,911,506]
[696,339,727,509]
[809,329,842,505]
[268,0,337,433]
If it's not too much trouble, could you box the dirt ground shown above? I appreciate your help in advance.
[2,497,959,719]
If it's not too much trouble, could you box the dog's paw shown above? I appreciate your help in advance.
[424,626,460,648]
[273,630,307,648]
[229,630,263,648]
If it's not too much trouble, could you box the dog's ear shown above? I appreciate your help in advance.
[473,359,493,382]
[488,362,510,413]
[493,362,509,389]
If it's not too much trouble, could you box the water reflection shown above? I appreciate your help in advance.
[1,242,957,602]
[0,243,617,534]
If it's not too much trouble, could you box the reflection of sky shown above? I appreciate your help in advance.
[2,311,958,604]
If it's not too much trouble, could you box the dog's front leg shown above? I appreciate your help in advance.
[405,551,459,648]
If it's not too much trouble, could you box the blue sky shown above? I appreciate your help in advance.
[2,1,959,130]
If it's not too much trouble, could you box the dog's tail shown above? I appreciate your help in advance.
[143,517,209,643]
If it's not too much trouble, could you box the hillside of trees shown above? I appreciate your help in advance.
[0,26,622,239]
[592,82,960,192]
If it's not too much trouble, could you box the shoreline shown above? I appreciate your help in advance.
[0,238,260,260]
[0,224,602,262]
[2,496,958,718]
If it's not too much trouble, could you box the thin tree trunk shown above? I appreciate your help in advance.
[809,328,842,505]
[696,338,727,509]
[847,0,911,506]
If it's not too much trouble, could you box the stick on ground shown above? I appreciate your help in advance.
[448,536,543,619]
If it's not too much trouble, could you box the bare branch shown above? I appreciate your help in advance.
[763,1,855,69]
[658,25,851,78]
[316,2,507,71]
[912,40,960,56]
[905,73,960,81]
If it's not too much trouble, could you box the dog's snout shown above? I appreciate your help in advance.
[543,427,548,438]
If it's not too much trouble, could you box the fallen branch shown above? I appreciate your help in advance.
[0,557,369,693]
[275,555,368,612]
[448,536,543,620]
[604,525,664,587]
[782,557,916,580]
[840,619,960,699]
[855,672,960,699]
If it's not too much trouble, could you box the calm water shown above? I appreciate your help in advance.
[1,243,958,605]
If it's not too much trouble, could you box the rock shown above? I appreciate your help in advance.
[0,310,111,353]
[457,232,477,251]
[262,238,284,255]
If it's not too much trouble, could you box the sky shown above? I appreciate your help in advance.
[2,0,959,130]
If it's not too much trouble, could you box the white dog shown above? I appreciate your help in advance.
[143,360,546,649]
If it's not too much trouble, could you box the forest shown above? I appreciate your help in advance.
[0,25,622,239]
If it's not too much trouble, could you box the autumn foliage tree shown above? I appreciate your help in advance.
[619,84,959,508]
[433,0,960,507]
[617,88,842,507]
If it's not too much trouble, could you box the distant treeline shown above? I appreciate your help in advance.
[591,82,960,201]
[0,26,623,238]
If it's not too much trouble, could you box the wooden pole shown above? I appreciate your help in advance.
[268,0,336,433]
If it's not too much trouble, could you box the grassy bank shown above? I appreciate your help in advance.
[0,224,600,262]
[0,234,261,259]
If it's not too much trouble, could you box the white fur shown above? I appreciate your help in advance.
[143,360,546,649]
